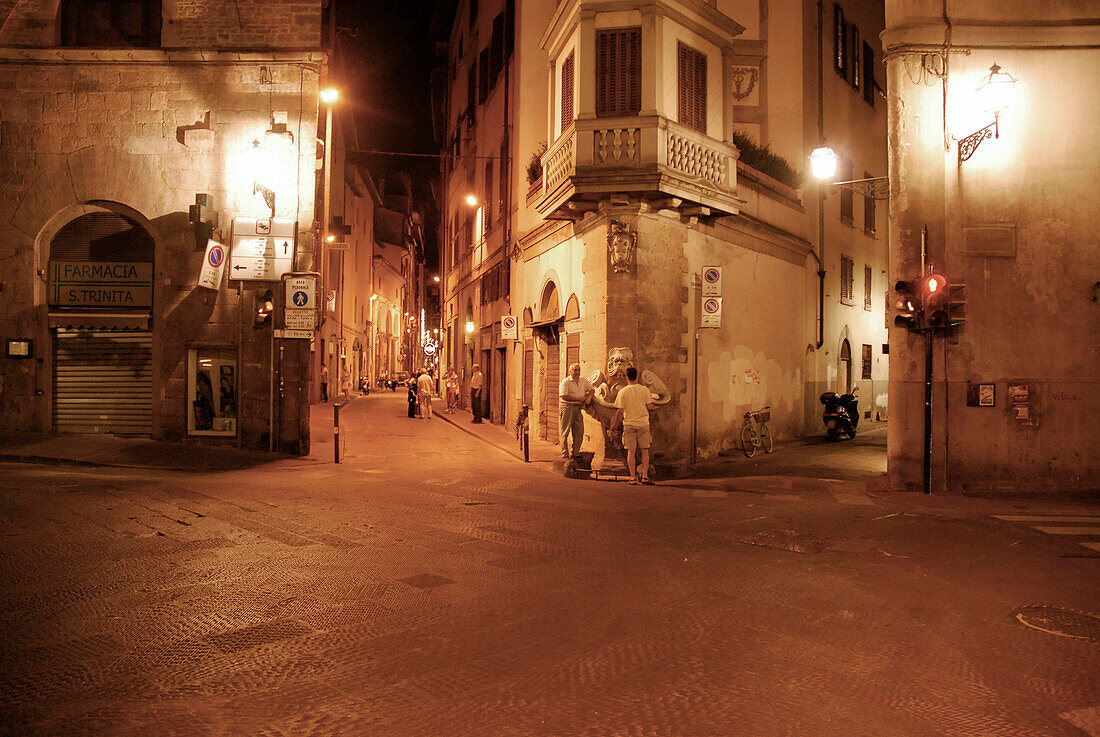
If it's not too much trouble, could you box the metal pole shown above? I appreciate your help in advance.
[334,401,341,464]
[691,331,699,465]
[923,330,933,494]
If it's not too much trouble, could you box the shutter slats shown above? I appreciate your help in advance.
[53,329,152,435]
[561,52,574,132]
[678,43,707,133]
[597,28,640,117]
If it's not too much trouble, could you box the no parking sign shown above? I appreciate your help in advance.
[198,240,226,290]
[501,314,518,340]
[701,297,722,328]
[702,266,722,296]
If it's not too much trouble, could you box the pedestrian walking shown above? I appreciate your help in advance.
[319,363,329,403]
[443,368,459,413]
[470,364,484,423]
[558,362,593,459]
[406,376,419,418]
[417,369,435,419]
[612,366,656,484]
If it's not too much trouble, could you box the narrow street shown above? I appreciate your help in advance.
[1,392,1097,736]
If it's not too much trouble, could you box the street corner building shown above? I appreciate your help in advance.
[435,0,890,466]
[883,0,1100,493]
[0,0,325,453]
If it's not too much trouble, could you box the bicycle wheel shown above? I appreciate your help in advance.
[740,424,757,458]
[760,422,774,453]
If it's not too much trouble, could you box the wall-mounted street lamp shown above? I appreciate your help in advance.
[465,320,475,333]
[247,139,276,216]
[464,194,479,207]
[809,145,889,200]
[958,63,1016,163]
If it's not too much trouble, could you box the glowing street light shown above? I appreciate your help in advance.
[464,194,479,207]
[809,146,839,181]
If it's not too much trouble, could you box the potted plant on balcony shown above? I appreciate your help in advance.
[526,141,546,201]
[731,130,802,193]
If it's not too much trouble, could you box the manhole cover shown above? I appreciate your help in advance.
[1013,606,1100,642]
[741,529,827,554]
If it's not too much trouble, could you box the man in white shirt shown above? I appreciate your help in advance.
[612,366,656,484]
[558,363,593,459]
[416,369,434,419]
[470,364,484,423]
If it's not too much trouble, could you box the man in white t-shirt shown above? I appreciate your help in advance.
[612,366,656,484]
[416,369,434,419]
[470,364,484,423]
[558,363,593,459]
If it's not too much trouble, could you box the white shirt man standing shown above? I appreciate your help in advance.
[416,370,434,419]
[470,364,484,423]
[558,363,593,459]
[612,366,656,484]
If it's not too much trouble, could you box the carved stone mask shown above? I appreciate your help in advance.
[606,347,635,381]
[607,220,637,273]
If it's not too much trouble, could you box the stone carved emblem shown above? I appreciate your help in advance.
[731,67,759,101]
[585,348,672,454]
[607,220,637,274]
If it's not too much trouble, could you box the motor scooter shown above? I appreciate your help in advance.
[819,387,859,440]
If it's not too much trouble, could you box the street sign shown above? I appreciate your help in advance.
[274,328,312,340]
[702,266,723,297]
[325,290,336,311]
[229,217,297,281]
[284,308,315,330]
[501,315,518,340]
[701,296,722,328]
[326,240,349,251]
[423,342,437,356]
[198,240,226,290]
[284,275,316,309]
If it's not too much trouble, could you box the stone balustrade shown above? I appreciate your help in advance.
[537,114,740,219]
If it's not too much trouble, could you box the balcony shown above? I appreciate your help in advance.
[536,115,743,220]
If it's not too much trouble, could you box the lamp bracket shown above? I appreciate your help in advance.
[829,176,890,201]
[958,118,999,163]
[254,182,276,215]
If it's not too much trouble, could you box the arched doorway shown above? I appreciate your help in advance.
[839,339,853,394]
[48,210,154,434]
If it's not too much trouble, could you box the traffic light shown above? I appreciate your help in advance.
[893,278,922,332]
[924,273,950,328]
[254,288,274,327]
[946,281,966,330]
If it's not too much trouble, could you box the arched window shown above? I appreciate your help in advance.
[60,0,162,48]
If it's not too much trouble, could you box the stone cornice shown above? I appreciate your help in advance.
[883,19,1100,55]
[0,48,324,65]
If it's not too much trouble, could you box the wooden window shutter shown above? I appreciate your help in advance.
[478,48,490,103]
[840,255,854,305]
[491,14,504,84]
[864,264,873,310]
[678,44,707,133]
[596,28,640,117]
[561,52,574,132]
[850,26,861,88]
[862,42,876,105]
[834,5,846,74]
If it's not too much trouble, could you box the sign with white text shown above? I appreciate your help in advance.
[501,315,518,340]
[229,217,297,281]
[701,297,722,328]
[702,266,723,297]
[198,240,227,291]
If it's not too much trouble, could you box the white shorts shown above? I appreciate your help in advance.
[622,425,651,450]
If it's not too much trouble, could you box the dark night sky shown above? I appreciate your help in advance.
[334,1,444,268]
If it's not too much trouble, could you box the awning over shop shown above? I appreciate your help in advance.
[48,312,151,330]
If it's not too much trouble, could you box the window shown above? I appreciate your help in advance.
[491,13,504,84]
[849,25,861,88]
[61,0,161,48]
[498,141,507,222]
[834,5,847,75]
[678,43,707,133]
[861,344,872,380]
[862,42,876,106]
[483,161,494,229]
[864,264,873,311]
[840,255,854,306]
[839,156,854,224]
[561,52,575,133]
[864,171,877,235]
[478,48,490,103]
[596,28,641,117]
[466,64,476,119]
[188,347,237,436]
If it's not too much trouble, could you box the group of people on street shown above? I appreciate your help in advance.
[559,363,655,484]
[405,367,464,419]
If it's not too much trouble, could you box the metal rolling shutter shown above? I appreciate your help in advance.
[54,329,152,435]
[523,341,533,407]
[545,342,560,441]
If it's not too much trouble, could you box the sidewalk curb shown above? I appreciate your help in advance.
[434,410,553,467]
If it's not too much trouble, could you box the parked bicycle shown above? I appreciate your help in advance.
[741,406,774,458]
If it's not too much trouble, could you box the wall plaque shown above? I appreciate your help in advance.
[962,225,1016,257]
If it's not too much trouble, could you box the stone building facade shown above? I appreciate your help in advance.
[883,1,1099,493]
[0,0,323,452]
[436,0,889,465]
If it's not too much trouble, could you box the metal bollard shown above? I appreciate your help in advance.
[523,427,529,463]
[334,402,340,464]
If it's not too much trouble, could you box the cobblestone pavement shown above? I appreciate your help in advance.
[1,392,1098,736]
